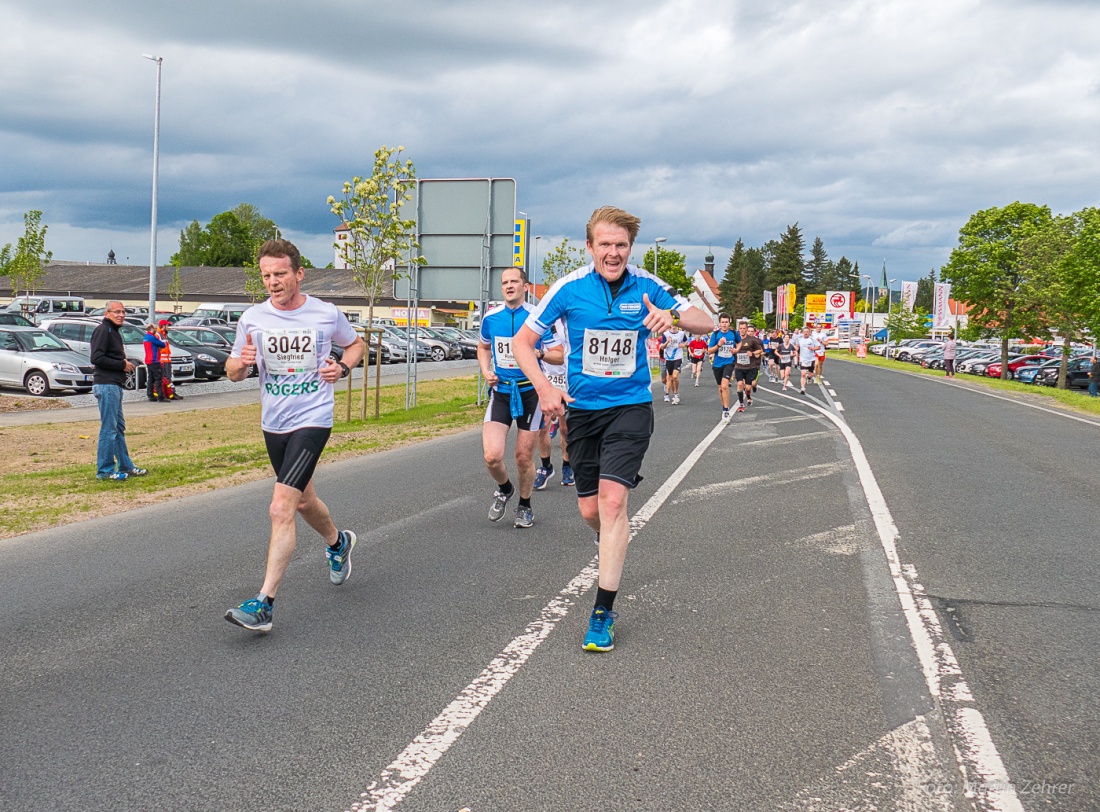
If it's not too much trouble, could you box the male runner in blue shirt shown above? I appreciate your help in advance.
[512,206,712,651]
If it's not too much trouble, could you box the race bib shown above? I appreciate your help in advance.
[261,328,318,375]
[582,329,636,377]
[737,352,750,365]
[547,372,568,390]
[717,345,734,358]
[779,352,792,362]
[494,337,518,370]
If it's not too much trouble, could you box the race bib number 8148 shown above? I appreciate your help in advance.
[582,329,636,377]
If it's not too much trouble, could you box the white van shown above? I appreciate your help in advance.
[190,302,251,325]
[3,296,85,324]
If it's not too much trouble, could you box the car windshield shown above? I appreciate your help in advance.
[116,323,146,343]
[18,329,73,352]
[167,331,203,347]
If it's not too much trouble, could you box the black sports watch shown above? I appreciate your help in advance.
[337,362,350,378]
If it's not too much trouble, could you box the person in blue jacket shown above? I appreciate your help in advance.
[512,206,712,652]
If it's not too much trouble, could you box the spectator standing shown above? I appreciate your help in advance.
[143,324,166,401]
[90,301,147,481]
[943,337,958,378]
[1090,355,1100,397]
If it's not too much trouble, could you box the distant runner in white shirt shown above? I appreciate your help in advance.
[811,327,829,383]
[793,326,823,395]
[659,325,688,405]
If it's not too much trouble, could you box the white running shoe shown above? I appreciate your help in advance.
[672,394,680,405]
[663,393,671,402]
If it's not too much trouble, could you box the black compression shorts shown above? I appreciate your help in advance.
[264,426,332,492]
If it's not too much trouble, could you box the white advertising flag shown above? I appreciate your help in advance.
[764,290,774,315]
[825,290,853,315]
[933,282,952,329]
[901,281,918,311]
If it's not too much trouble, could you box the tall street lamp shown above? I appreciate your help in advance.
[654,237,667,276]
[142,54,163,320]
[862,274,874,343]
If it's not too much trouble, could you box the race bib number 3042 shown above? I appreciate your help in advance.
[261,328,318,375]
[582,329,637,377]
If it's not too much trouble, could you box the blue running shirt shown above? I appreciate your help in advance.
[709,329,741,368]
[480,302,556,389]
[525,263,689,410]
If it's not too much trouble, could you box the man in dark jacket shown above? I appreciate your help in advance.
[90,301,147,481]
[1090,355,1100,398]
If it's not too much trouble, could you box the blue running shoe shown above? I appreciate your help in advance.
[225,595,273,632]
[560,464,575,487]
[326,530,357,585]
[583,607,617,651]
[533,464,554,490]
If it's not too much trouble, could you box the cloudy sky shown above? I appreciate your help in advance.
[3,0,1099,287]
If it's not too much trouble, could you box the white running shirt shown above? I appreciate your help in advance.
[232,296,359,433]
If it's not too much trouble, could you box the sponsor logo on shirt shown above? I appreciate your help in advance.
[618,302,642,314]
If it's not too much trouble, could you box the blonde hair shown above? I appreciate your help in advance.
[586,206,641,245]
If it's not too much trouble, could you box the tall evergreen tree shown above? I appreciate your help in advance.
[766,223,805,290]
[804,236,829,294]
[834,256,857,294]
[744,246,766,312]
[718,239,745,314]
[914,269,935,311]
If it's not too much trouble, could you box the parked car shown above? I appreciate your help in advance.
[1035,356,1093,389]
[0,326,96,395]
[2,295,86,324]
[164,329,228,380]
[896,341,943,362]
[189,302,250,326]
[382,327,436,361]
[42,317,195,390]
[1016,358,1063,384]
[0,312,35,327]
[985,354,1047,379]
[174,316,231,327]
[430,326,479,358]
[417,327,465,361]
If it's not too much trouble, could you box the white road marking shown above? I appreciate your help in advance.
[349,419,730,812]
[828,389,837,396]
[673,462,839,503]
[788,523,861,556]
[835,402,844,411]
[783,716,954,812]
[770,389,1024,812]
[737,429,833,447]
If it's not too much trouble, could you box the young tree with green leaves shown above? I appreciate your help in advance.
[941,201,1053,376]
[540,237,586,286]
[167,257,184,310]
[8,210,52,297]
[883,302,930,342]
[328,145,421,330]
[638,246,692,296]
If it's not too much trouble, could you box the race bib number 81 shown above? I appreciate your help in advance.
[582,329,636,377]
[262,328,318,375]
[494,337,518,370]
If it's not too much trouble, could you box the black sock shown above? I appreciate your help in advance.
[518,496,531,508]
[541,456,552,470]
[738,391,744,403]
[260,594,274,607]
[595,587,617,612]
[499,480,514,497]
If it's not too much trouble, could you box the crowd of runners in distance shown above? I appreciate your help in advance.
[657,316,828,421]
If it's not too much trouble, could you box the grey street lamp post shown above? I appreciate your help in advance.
[654,237,667,275]
[142,54,163,320]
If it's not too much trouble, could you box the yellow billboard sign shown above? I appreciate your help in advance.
[806,294,826,313]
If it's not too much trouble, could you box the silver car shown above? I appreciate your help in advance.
[41,318,195,390]
[0,326,96,395]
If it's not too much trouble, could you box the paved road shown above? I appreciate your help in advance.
[1,360,1095,811]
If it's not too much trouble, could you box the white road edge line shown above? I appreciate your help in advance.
[349,418,730,812]
[771,389,1024,812]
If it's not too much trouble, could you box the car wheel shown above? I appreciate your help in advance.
[431,346,446,361]
[24,370,51,396]
[124,366,141,391]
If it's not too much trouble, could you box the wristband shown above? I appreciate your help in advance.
[338,362,350,378]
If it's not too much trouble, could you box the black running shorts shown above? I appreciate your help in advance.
[734,368,758,384]
[565,402,654,497]
[264,426,332,492]
[484,385,543,432]
[712,363,734,384]
[664,358,683,375]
